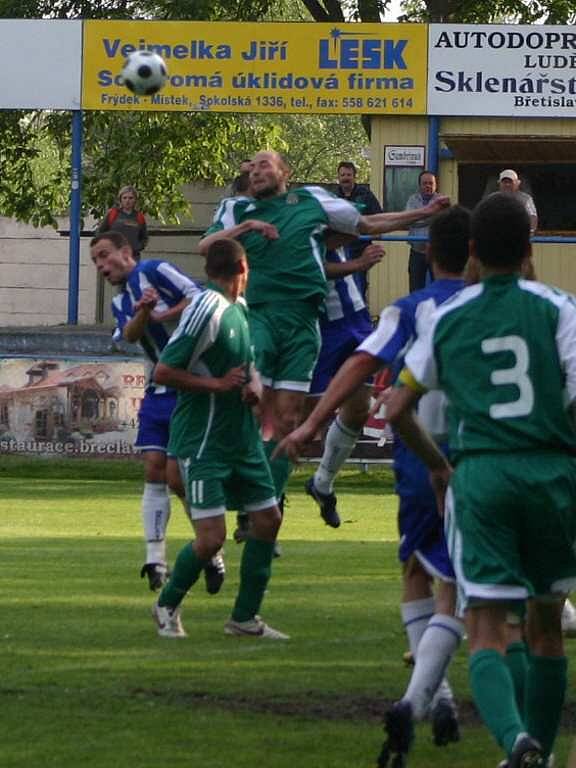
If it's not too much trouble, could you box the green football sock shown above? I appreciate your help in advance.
[505,641,529,716]
[469,649,525,755]
[231,537,275,622]
[264,439,293,498]
[525,655,567,758]
[158,542,206,609]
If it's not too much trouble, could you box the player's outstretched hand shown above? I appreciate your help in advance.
[356,244,385,272]
[242,381,261,406]
[368,386,392,418]
[246,220,279,240]
[427,195,450,213]
[135,287,159,312]
[218,365,248,392]
[273,421,316,463]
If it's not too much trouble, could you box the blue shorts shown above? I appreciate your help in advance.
[398,494,455,582]
[135,391,177,453]
[309,309,374,396]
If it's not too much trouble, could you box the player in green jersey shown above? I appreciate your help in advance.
[199,150,449,509]
[385,193,576,768]
[151,237,287,640]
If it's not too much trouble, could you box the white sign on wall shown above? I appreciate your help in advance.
[0,20,82,109]
[428,24,576,117]
[385,146,425,166]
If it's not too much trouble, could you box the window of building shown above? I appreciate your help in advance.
[458,163,576,232]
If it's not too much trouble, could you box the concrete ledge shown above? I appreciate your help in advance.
[0,325,143,358]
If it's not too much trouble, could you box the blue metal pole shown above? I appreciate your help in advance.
[427,116,440,175]
[68,109,83,325]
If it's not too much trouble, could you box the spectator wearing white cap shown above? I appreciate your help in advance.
[497,169,538,235]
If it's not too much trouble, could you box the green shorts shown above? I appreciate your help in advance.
[445,452,576,606]
[178,442,276,520]
[249,301,321,392]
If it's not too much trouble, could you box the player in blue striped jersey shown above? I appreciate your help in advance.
[91,232,224,595]
[276,207,471,764]
[305,242,383,528]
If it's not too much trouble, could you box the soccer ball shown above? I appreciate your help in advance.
[121,51,168,96]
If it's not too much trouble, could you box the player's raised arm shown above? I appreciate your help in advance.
[386,378,452,512]
[358,196,450,235]
[324,244,384,279]
[199,220,279,255]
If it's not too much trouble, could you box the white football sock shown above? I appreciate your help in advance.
[403,613,465,720]
[401,597,436,655]
[430,677,456,712]
[314,416,361,494]
[142,482,171,565]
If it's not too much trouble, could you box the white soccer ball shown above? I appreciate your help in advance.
[121,51,168,96]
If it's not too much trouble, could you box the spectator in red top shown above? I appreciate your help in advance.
[98,185,149,261]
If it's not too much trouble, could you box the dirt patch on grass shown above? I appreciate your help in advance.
[129,688,576,728]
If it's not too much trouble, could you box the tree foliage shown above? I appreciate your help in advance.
[1,0,575,227]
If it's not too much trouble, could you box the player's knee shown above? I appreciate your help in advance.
[144,453,167,483]
[274,410,300,440]
[195,529,225,559]
[166,459,184,497]
[528,599,564,655]
[340,398,370,431]
[250,506,282,541]
[436,581,457,615]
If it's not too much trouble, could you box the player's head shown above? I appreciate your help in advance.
[470,193,531,271]
[117,185,138,211]
[337,161,357,194]
[205,238,248,291]
[497,169,520,193]
[231,171,252,196]
[428,205,471,275]
[418,170,437,196]
[249,151,290,199]
[90,232,136,284]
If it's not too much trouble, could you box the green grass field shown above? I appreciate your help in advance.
[0,456,574,767]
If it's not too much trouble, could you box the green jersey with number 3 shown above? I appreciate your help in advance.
[404,274,576,457]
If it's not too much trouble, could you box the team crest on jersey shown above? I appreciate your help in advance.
[286,192,299,205]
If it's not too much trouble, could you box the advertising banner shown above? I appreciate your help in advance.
[0,358,145,457]
[428,24,576,117]
[0,20,82,109]
[82,20,427,114]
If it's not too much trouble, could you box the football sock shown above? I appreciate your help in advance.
[469,649,524,755]
[231,537,275,622]
[401,597,436,655]
[142,482,171,565]
[404,614,464,719]
[314,416,361,494]
[505,641,529,715]
[430,678,456,713]
[158,542,206,609]
[264,439,292,498]
[524,655,567,758]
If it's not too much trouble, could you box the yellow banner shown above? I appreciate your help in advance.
[82,21,427,114]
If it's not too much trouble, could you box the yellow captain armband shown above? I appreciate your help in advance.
[398,367,427,394]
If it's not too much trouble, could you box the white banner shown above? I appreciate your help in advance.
[428,24,576,117]
[0,20,82,109]
[385,146,425,166]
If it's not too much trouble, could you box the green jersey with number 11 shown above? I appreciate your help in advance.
[403,274,576,457]
[160,286,259,460]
